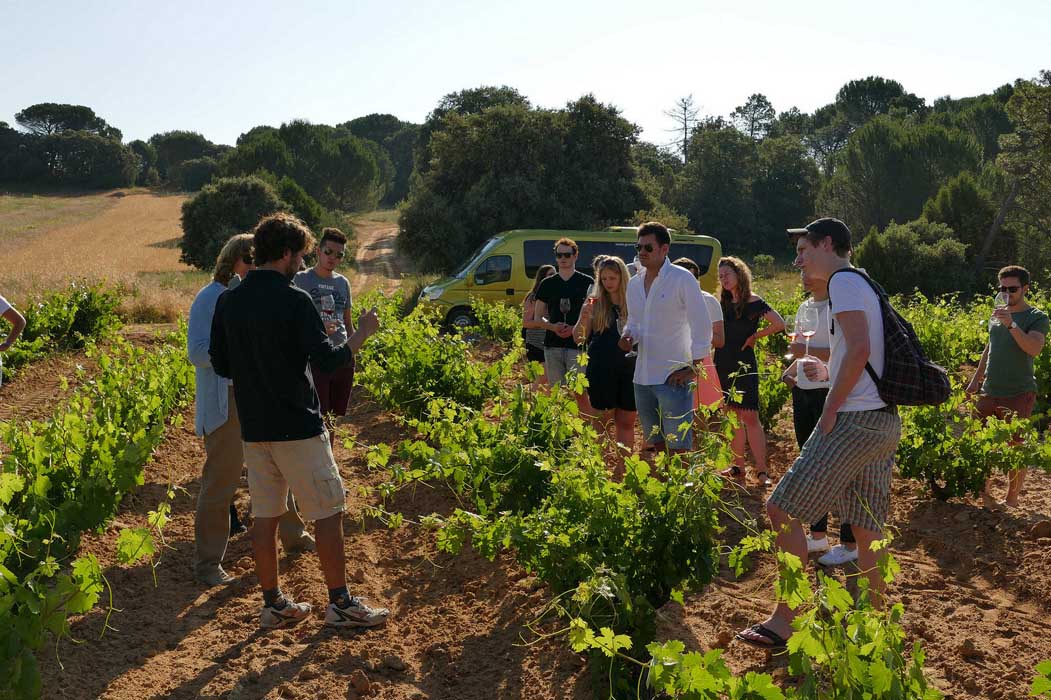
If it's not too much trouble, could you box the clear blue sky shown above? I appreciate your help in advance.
[3,0,1048,146]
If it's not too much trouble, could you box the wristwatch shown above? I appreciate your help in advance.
[1009,320,1018,330]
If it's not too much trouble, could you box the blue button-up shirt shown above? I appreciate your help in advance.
[188,280,232,437]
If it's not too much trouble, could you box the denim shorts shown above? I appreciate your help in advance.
[544,347,583,386]
[634,382,694,450]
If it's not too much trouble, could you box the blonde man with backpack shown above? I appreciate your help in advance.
[736,218,903,651]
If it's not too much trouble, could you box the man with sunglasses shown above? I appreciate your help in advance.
[295,228,355,429]
[619,222,711,455]
[534,237,594,411]
[966,265,1048,508]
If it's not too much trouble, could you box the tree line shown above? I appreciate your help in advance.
[2,71,1049,295]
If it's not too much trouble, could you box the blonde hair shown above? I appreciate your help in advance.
[718,256,754,319]
[212,233,254,286]
[588,256,630,335]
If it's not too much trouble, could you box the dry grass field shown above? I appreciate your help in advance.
[0,189,206,320]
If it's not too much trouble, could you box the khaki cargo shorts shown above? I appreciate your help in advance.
[243,432,346,522]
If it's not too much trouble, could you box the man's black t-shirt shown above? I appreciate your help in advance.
[535,270,594,349]
[210,269,351,442]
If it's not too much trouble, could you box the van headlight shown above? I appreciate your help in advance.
[421,286,444,301]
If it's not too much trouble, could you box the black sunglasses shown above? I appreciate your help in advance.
[635,243,655,253]
[998,285,1021,293]
[322,247,345,259]
[555,251,575,259]
[241,254,253,265]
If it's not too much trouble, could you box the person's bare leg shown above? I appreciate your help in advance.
[252,516,282,592]
[313,512,347,590]
[849,524,886,609]
[1005,468,1027,507]
[737,502,806,644]
[743,410,769,475]
[614,409,635,453]
[981,476,1004,509]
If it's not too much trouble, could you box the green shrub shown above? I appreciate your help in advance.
[855,219,973,296]
[179,176,287,270]
[169,156,219,191]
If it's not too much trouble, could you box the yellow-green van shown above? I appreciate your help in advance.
[418,228,722,326]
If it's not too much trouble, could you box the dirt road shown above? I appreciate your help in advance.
[351,212,409,295]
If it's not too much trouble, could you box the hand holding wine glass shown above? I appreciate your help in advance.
[990,291,1010,328]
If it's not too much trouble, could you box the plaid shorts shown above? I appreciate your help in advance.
[768,407,901,533]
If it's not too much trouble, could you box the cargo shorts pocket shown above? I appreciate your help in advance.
[312,469,346,510]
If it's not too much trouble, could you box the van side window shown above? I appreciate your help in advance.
[668,243,714,274]
[474,255,512,285]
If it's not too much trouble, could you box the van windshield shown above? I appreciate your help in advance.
[452,237,501,279]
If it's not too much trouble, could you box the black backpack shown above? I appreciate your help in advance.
[828,268,950,406]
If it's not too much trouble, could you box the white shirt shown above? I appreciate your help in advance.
[795,297,830,390]
[702,291,723,324]
[828,270,885,412]
[624,259,712,385]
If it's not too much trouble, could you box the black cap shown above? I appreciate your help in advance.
[786,217,852,251]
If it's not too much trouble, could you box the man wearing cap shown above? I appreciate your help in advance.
[736,218,901,651]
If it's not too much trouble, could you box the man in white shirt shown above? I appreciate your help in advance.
[736,218,901,651]
[619,222,712,453]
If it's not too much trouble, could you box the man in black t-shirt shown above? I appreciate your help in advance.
[534,237,594,412]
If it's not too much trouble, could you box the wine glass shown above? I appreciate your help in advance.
[990,291,1010,329]
[798,306,819,357]
[783,317,797,360]
[559,297,571,318]
[617,317,638,358]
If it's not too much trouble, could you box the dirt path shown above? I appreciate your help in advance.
[351,212,409,295]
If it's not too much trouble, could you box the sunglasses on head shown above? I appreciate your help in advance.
[635,243,655,253]
[322,247,345,259]
[555,251,574,259]
[999,285,1021,293]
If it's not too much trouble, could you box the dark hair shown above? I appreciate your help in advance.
[998,265,1030,287]
[673,257,701,279]
[252,213,314,265]
[553,237,578,254]
[320,227,348,247]
[529,264,556,299]
[637,221,671,246]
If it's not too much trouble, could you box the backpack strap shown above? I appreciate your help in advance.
[827,267,882,385]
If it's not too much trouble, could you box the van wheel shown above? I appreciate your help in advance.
[446,307,477,329]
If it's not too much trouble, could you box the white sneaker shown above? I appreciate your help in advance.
[325,596,390,629]
[260,599,312,629]
[806,535,831,554]
[818,544,859,567]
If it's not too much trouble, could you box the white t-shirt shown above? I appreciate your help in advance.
[795,297,830,390]
[702,291,723,323]
[828,270,885,412]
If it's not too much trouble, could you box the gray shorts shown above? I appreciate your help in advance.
[544,347,583,386]
[768,408,900,533]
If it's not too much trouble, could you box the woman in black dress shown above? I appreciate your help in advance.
[573,256,636,469]
[714,257,784,487]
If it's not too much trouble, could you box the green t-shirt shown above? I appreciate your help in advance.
[982,306,1050,397]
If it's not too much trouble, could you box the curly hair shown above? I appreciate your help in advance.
[252,213,315,265]
[718,256,754,320]
[212,233,254,286]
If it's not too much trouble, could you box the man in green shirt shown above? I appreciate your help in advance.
[966,265,1048,508]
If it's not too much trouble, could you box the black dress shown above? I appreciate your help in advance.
[713,297,771,411]
[585,304,636,412]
